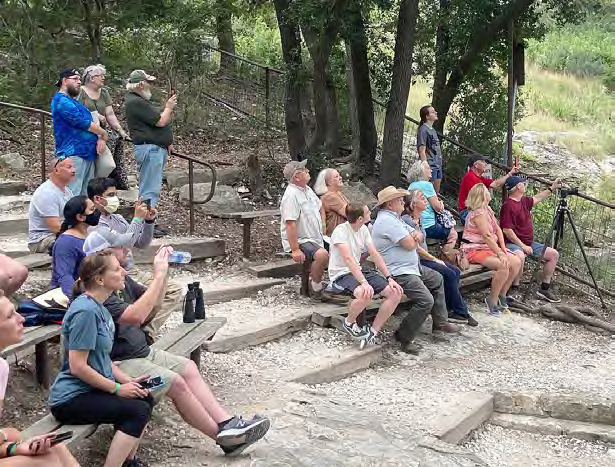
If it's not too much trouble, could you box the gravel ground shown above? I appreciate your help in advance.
[464,424,613,467]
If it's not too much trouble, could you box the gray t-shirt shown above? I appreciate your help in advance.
[416,124,443,168]
[280,183,323,252]
[28,180,73,244]
[48,294,116,407]
[371,209,421,277]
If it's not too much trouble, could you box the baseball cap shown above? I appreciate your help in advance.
[504,175,526,191]
[55,68,80,87]
[283,160,308,181]
[83,230,129,256]
[128,70,156,84]
[467,153,487,167]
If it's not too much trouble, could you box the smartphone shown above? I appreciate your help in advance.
[169,83,176,97]
[143,198,151,209]
[49,431,73,446]
[140,375,165,390]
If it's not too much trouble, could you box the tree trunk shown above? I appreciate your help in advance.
[345,42,361,165]
[432,0,536,132]
[380,0,420,187]
[432,0,450,126]
[215,0,236,73]
[273,0,306,160]
[325,76,340,159]
[80,0,105,62]
[246,153,263,199]
[344,3,378,178]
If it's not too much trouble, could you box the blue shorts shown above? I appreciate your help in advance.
[332,269,388,295]
[506,241,547,258]
[430,165,443,181]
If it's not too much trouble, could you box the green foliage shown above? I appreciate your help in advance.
[234,12,284,69]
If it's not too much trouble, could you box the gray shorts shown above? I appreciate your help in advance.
[299,241,325,261]
[332,268,388,295]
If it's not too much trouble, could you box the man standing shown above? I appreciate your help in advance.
[371,186,459,355]
[280,160,329,294]
[51,68,108,195]
[28,157,76,253]
[458,154,519,224]
[124,70,176,234]
[500,176,562,303]
[329,204,403,347]
[417,105,444,194]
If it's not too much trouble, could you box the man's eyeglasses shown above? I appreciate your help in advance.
[54,155,69,167]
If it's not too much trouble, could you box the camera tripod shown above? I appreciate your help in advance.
[523,189,607,309]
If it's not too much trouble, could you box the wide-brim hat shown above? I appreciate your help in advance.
[377,186,411,205]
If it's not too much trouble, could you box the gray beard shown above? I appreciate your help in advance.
[141,89,152,100]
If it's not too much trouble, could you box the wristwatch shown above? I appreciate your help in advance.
[385,275,392,281]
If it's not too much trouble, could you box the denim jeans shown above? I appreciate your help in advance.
[67,156,95,196]
[134,144,168,207]
[425,221,451,240]
[420,259,469,317]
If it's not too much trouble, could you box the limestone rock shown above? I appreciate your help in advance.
[341,181,378,208]
[179,182,245,214]
[166,167,243,190]
[0,153,26,171]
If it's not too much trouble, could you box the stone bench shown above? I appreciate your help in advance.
[22,316,227,447]
[0,324,61,388]
[210,210,280,259]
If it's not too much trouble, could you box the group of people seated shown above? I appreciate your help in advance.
[0,161,271,465]
[279,152,562,351]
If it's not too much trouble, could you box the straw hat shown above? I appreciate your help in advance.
[377,186,411,205]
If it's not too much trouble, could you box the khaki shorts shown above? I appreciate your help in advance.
[117,349,190,403]
[28,234,56,254]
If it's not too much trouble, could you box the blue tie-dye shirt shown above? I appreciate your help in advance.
[51,92,97,160]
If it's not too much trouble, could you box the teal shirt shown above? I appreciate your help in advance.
[408,180,437,228]
[48,294,115,407]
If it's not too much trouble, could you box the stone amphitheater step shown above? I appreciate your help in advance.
[0,195,32,212]
[0,180,27,196]
[132,237,226,263]
[0,213,29,236]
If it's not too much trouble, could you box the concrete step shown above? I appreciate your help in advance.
[0,233,30,258]
[0,195,31,212]
[132,236,226,264]
[0,181,27,196]
[15,253,51,270]
[0,213,29,236]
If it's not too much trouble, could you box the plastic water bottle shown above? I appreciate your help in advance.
[169,251,192,264]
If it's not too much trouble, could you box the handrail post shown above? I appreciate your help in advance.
[40,114,46,182]
[264,66,270,128]
[188,160,195,235]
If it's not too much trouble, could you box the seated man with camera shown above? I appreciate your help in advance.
[499,176,562,303]
[82,233,271,456]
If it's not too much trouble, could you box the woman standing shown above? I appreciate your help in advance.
[78,65,130,187]
[50,196,100,298]
[462,184,522,316]
[403,190,477,327]
[0,290,79,466]
[48,254,153,467]
[407,160,457,250]
[314,168,348,237]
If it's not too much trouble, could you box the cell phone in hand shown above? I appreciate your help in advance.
[49,431,73,446]
[140,375,165,390]
[143,199,151,209]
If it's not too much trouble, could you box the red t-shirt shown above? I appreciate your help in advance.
[458,171,494,211]
[499,196,534,245]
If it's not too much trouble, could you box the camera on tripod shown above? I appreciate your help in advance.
[559,187,578,197]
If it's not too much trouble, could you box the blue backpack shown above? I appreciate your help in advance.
[17,299,67,326]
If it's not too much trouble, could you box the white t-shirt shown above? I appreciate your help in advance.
[328,222,372,281]
[280,183,323,252]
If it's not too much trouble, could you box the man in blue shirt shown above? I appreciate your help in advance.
[51,68,108,195]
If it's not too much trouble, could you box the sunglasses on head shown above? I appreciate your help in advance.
[54,155,69,167]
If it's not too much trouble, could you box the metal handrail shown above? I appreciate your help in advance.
[169,150,217,235]
[0,101,50,182]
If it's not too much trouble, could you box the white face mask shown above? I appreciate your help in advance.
[104,196,120,214]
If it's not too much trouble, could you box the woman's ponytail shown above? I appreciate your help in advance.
[71,278,85,299]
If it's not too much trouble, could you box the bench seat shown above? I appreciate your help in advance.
[210,210,280,259]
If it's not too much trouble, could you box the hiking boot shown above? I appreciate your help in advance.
[448,312,468,324]
[484,297,501,317]
[466,314,479,327]
[122,458,148,467]
[536,288,561,303]
[498,294,510,312]
[359,325,380,350]
[432,322,460,333]
[216,415,271,448]
[400,341,423,355]
[340,319,369,339]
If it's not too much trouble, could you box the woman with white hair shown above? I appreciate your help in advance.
[78,65,129,185]
[314,168,348,237]
[407,160,457,250]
